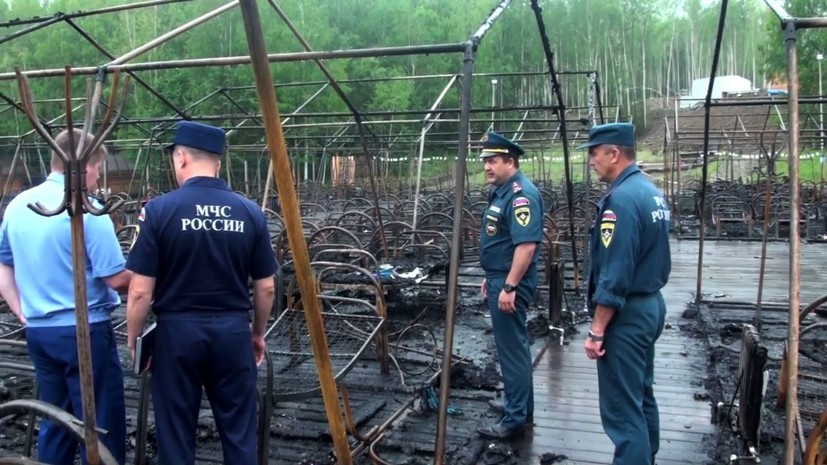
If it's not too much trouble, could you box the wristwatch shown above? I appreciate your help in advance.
[502,283,517,293]
[588,330,605,342]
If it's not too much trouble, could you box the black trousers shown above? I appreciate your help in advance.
[151,312,258,465]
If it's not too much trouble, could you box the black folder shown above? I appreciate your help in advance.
[134,322,157,375]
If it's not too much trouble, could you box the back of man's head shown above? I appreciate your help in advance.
[51,128,108,170]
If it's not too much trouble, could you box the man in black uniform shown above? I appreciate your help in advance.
[126,121,277,464]
[579,123,671,465]
[476,131,544,440]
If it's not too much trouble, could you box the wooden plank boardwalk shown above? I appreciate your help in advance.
[514,238,827,464]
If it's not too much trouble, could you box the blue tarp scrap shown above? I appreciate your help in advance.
[417,385,461,415]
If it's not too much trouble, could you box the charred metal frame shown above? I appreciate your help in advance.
[690,1,827,464]
[0,0,611,464]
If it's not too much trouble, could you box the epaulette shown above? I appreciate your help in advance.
[511,181,522,193]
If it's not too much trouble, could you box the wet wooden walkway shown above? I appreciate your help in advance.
[516,239,827,464]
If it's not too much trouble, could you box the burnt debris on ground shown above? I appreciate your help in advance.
[687,299,827,465]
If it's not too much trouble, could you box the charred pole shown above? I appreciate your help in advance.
[530,0,581,292]
[433,0,514,461]
[236,0,353,463]
[695,0,729,303]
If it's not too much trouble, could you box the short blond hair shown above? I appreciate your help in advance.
[50,128,108,168]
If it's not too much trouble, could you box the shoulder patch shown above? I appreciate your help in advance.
[138,207,146,222]
[512,181,522,193]
[515,206,531,227]
[512,197,530,208]
[601,210,616,222]
[600,222,615,248]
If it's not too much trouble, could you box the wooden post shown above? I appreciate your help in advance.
[237,2,352,464]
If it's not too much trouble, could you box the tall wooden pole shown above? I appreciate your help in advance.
[237,1,352,464]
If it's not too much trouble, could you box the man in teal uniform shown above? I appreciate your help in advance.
[476,131,544,440]
[579,123,671,465]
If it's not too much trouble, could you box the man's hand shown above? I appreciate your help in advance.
[498,290,516,313]
[584,332,606,360]
[480,278,487,299]
[13,311,25,325]
[253,334,266,367]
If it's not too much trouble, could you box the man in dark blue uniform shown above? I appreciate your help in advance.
[476,131,544,440]
[579,123,671,465]
[125,121,277,464]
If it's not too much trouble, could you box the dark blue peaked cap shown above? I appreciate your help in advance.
[576,123,636,150]
[165,121,226,156]
[479,130,524,159]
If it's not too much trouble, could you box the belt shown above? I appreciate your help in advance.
[156,310,248,321]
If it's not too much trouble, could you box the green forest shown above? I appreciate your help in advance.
[0,0,825,172]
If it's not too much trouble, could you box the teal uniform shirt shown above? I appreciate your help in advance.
[479,170,544,275]
[588,164,671,312]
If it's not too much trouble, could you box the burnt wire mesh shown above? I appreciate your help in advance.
[265,300,384,401]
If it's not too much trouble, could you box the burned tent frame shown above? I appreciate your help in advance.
[0,0,612,464]
[688,0,827,464]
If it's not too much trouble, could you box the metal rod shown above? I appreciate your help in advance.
[35,106,562,125]
[412,125,428,229]
[785,17,827,29]
[706,97,827,106]
[256,84,331,209]
[695,0,730,303]
[221,70,598,91]
[0,15,65,46]
[263,0,389,269]
[433,40,475,465]
[0,0,191,28]
[593,71,606,124]
[109,1,239,66]
[754,174,773,333]
[265,0,365,126]
[236,1,352,464]
[531,0,580,292]
[64,18,187,118]
[781,20,802,465]
[0,91,50,128]
[0,43,469,80]
[763,0,790,20]
[471,0,512,43]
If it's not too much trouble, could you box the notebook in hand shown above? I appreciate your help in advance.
[134,322,157,375]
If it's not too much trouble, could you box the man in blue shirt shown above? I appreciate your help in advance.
[476,131,544,440]
[125,121,277,464]
[579,123,671,465]
[0,129,132,464]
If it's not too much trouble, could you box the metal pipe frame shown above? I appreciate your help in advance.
[108,1,240,66]
[63,18,187,118]
[433,38,475,465]
[0,105,564,126]
[433,2,516,462]
[706,97,827,106]
[531,0,581,292]
[0,0,192,28]
[220,70,600,91]
[0,43,469,80]
[694,0,730,304]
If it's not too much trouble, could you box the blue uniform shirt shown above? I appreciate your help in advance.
[126,177,277,314]
[588,165,671,311]
[479,171,544,275]
[0,172,125,327]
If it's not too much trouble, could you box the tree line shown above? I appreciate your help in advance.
[0,0,824,149]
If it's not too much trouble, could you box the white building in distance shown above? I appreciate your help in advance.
[679,75,755,108]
